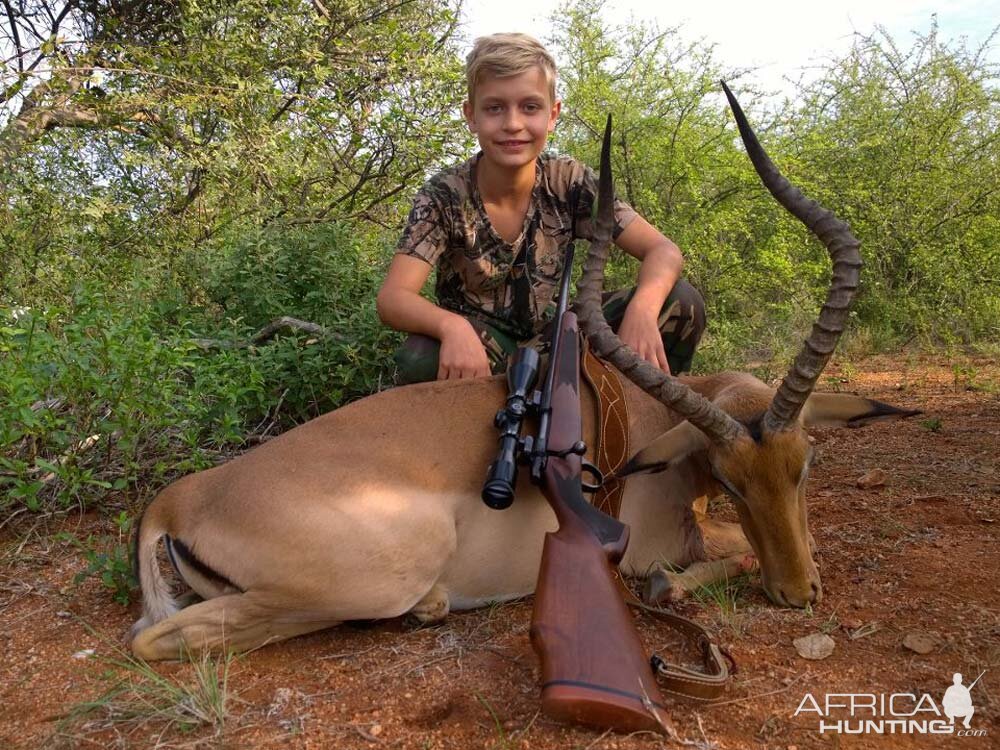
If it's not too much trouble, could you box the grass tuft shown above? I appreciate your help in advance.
[58,646,235,743]
[689,573,755,638]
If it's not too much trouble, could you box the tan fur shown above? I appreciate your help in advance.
[130,369,910,659]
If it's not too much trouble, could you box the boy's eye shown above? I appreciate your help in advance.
[486,104,503,114]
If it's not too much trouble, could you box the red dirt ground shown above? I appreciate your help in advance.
[1,353,997,750]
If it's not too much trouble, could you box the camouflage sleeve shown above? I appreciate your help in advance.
[395,185,449,266]
[573,163,638,241]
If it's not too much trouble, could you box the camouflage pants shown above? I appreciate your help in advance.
[393,279,706,385]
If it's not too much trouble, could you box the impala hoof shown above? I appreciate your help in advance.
[643,569,686,604]
[405,583,450,626]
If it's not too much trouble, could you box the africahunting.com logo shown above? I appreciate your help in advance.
[794,671,987,737]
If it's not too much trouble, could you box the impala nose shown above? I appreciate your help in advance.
[776,579,822,608]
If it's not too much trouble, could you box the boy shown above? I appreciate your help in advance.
[377,33,704,383]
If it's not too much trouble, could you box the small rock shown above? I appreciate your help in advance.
[267,687,294,718]
[369,724,383,737]
[72,649,95,660]
[856,469,888,489]
[902,631,937,655]
[56,611,72,618]
[794,633,836,660]
[839,618,861,631]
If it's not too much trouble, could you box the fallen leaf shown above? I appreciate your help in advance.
[794,633,836,660]
[902,631,937,655]
[857,469,888,489]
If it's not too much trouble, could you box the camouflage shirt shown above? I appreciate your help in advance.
[395,152,638,339]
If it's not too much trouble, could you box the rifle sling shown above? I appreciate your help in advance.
[615,572,734,702]
[580,338,629,519]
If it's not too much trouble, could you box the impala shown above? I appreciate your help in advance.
[130,85,915,660]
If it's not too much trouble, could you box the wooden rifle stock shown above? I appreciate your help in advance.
[529,311,673,734]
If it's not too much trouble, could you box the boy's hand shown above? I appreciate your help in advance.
[617,305,670,375]
[438,317,492,380]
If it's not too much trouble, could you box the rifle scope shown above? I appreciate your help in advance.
[481,346,540,509]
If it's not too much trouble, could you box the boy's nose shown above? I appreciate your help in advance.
[502,111,523,131]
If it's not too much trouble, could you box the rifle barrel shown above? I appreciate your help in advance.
[532,242,576,481]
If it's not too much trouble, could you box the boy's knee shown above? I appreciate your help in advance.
[660,279,706,375]
[667,279,706,342]
[393,320,515,384]
[394,335,440,385]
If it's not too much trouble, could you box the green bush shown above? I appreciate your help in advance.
[63,512,137,606]
[205,224,384,328]
[0,230,398,514]
[552,4,1000,354]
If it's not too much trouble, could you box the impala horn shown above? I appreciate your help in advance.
[576,115,746,445]
[720,81,862,433]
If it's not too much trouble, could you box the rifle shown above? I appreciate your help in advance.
[482,115,735,733]
[532,305,676,733]
[481,242,672,734]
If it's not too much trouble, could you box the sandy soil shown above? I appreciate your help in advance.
[1,353,997,750]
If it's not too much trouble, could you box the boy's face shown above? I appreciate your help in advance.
[463,67,561,172]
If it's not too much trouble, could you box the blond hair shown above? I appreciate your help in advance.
[465,33,557,104]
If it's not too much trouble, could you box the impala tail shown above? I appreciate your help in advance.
[130,495,181,638]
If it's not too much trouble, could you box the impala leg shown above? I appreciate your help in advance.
[130,593,340,661]
[644,554,758,605]
[701,506,816,558]
[700,517,754,560]
[690,494,757,558]
[405,583,450,625]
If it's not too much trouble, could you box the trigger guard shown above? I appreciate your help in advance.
[580,460,605,494]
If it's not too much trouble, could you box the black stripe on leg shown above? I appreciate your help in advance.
[131,511,143,581]
[167,536,244,593]
[847,400,921,427]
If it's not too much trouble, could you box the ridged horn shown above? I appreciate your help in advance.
[576,115,747,445]
[720,81,862,433]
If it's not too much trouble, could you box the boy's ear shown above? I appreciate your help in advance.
[462,100,477,132]
[548,99,562,133]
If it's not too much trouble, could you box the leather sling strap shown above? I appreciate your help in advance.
[615,573,735,701]
[580,339,629,519]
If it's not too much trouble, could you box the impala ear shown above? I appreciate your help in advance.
[801,392,921,429]
[620,421,711,476]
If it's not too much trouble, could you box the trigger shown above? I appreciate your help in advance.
[580,460,605,493]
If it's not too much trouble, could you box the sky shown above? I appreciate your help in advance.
[460,0,1000,99]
